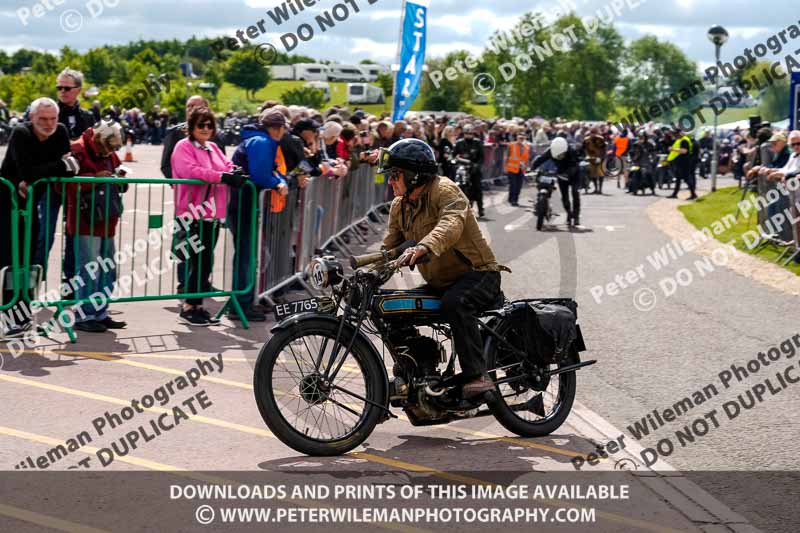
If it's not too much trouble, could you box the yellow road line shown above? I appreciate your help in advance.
[0,426,425,533]
[0,503,110,533]
[3,349,588,459]
[3,380,674,532]
[0,348,253,363]
[0,375,273,439]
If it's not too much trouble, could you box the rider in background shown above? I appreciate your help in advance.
[531,137,583,227]
[453,124,486,218]
[583,128,606,194]
[380,139,507,399]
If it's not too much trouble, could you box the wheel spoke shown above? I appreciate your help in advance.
[268,332,370,443]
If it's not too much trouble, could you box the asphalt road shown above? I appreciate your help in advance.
[0,145,796,532]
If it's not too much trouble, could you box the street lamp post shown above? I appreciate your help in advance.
[707,25,729,192]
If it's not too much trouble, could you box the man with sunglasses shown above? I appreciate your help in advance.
[53,68,95,141]
[380,139,507,399]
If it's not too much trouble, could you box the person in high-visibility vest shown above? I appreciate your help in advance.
[667,129,697,200]
[505,131,530,206]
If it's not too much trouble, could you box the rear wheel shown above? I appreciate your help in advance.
[253,319,388,456]
[485,318,576,437]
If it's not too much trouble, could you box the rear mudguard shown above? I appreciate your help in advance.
[270,313,391,408]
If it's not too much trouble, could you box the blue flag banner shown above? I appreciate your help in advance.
[392,0,428,122]
[791,72,800,130]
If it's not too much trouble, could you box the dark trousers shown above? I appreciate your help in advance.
[672,168,696,196]
[35,194,75,281]
[1,210,38,327]
[184,220,219,306]
[439,271,502,379]
[469,174,484,216]
[508,171,523,204]
[558,179,581,220]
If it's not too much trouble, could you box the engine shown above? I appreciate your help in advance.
[387,327,444,408]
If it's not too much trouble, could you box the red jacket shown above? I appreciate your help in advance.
[66,128,123,237]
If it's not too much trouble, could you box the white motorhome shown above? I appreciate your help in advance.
[270,65,295,80]
[359,65,383,81]
[328,64,369,82]
[346,83,385,104]
[294,63,330,81]
[304,81,331,102]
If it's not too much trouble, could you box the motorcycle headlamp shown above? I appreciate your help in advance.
[376,147,392,175]
[308,256,343,289]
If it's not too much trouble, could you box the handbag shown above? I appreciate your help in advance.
[78,182,123,223]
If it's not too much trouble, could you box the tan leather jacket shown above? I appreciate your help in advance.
[383,176,503,289]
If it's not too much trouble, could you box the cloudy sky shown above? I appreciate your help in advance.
[0,0,796,72]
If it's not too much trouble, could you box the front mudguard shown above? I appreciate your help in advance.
[270,313,391,410]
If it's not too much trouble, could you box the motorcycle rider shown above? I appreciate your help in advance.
[697,130,713,179]
[531,137,582,227]
[453,124,486,218]
[380,139,507,399]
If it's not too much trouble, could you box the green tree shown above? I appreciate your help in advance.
[618,35,698,120]
[58,46,83,72]
[481,12,624,119]
[224,48,270,100]
[280,87,326,108]
[376,72,394,97]
[83,48,114,85]
[8,49,41,73]
[31,53,58,75]
[420,51,474,112]
[741,62,791,121]
[202,60,226,99]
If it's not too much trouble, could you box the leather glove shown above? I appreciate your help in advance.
[62,155,80,175]
[220,171,247,188]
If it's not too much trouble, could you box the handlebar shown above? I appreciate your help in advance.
[350,240,417,269]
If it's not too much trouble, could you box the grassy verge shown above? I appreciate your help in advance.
[678,186,800,275]
[213,81,498,118]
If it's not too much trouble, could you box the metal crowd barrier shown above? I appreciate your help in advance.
[255,164,389,305]
[776,183,800,266]
[14,177,259,341]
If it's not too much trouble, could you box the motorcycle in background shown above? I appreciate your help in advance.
[530,161,564,231]
[450,156,473,196]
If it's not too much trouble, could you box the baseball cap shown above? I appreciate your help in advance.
[260,109,289,128]
[769,132,787,142]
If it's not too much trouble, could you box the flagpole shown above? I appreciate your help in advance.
[392,0,407,120]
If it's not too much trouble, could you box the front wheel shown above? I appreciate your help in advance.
[535,195,547,230]
[253,319,388,456]
[484,319,576,437]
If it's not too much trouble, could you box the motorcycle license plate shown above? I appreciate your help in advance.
[273,298,320,321]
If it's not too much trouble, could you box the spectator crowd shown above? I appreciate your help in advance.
[1,66,798,337]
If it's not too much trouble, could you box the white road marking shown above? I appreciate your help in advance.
[504,212,533,231]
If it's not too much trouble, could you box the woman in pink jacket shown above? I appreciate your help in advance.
[171,107,244,326]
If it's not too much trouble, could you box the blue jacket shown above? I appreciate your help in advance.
[239,125,287,190]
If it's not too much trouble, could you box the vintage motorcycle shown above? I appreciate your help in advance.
[253,242,594,456]
[450,156,473,195]
[530,162,564,231]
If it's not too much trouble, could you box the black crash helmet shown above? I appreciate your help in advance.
[377,138,439,190]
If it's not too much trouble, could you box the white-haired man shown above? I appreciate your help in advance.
[0,97,79,338]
